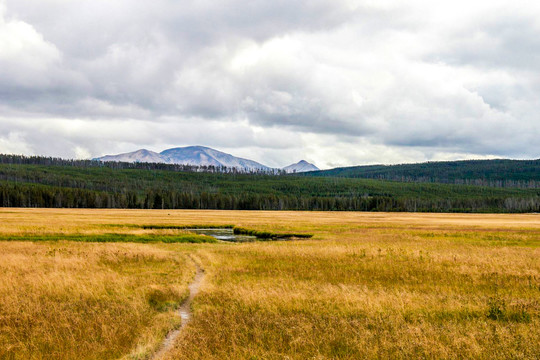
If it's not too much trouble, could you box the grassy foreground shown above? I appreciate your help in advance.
[0,209,539,359]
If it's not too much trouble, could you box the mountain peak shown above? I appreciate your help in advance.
[283,160,319,173]
[160,146,269,170]
[160,145,210,153]
[97,146,270,171]
[96,149,163,163]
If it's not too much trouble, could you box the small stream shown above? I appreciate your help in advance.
[185,228,257,242]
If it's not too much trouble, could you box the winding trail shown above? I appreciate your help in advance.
[152,258,205,359]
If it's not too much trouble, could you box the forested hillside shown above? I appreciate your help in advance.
[304,159,540,188]
[0,155,539,212]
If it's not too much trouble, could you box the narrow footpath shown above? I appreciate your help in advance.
[152,259,205,359]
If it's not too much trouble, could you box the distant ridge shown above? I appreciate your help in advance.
[303,159,540,188]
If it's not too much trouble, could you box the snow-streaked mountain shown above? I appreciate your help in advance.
[95,146,270,171]
[96,146,320,173]
[96,149,164,163]
[160,146,270,171]
[283,160,319,173]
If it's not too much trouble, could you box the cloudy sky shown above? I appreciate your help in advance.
[0,0,539,168]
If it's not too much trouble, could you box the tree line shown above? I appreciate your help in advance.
[0,154,284,175]
[305,159,540,188]
[1,181,539,213]
[0,154,539,213]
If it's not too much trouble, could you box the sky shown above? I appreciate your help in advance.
[0,0,539,169]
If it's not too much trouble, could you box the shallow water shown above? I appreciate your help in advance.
[185,228,257,242]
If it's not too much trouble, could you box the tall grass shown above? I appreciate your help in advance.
[0,209,538,359]
[164,212,539,359]
[0,241,197,359]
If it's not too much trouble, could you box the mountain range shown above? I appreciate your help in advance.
[96,146,319,173]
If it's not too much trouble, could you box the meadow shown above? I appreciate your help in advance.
[0,209,538,359]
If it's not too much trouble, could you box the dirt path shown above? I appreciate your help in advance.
[152,258,205,359]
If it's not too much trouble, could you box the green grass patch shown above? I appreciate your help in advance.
[141,224,235,230]
[233,226,313,240]
[0,233,217,243]
[100,224,235,230]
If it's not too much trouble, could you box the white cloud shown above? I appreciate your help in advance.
[0,0,539,167]
[0,131,33,155]
[0,4,61,88]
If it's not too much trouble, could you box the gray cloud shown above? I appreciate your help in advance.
[0,0,539,167]
[431,15,540,71]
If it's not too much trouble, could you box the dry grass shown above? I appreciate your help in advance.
[0,240,199,359]
[0,209,539,359]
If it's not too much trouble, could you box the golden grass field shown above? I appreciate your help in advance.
[0,208,539,359]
